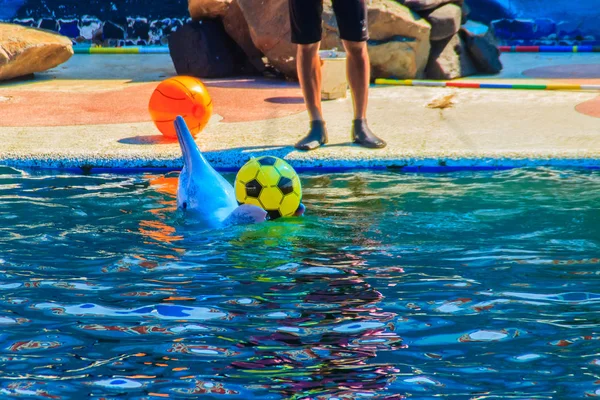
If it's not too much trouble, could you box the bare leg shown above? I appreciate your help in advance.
[295,43,328,151]
[343,40,370,119]
[343,40,386,149]
[297,42,323,121]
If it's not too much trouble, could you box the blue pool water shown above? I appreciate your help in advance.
[0,166,599,399]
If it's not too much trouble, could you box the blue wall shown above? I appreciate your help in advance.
[0,0,23,20]
[466,0,599,44]
[1,0,187,19]
[2,0,598,45]
[0,0,188,45]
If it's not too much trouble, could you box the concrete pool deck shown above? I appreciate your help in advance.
[0,53,599,170]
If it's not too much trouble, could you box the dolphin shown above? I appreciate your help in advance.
[174,116,267,227]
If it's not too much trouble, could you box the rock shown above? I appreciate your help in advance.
[322,0,432,79]
[363,0,431,45]
[426,33,477,79]
[461,24,502,74]
[368,39,429,79]
[401,0,462,12]
[0,23,73,81]
[168,20,258,78]
[188,0,232,20]
[426,3,462,41]
[236,0,430,80]
[236,0,296,77]
[362,0,432,79]
[222,0,265,72]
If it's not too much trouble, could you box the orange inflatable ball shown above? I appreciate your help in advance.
[148,76,213,139]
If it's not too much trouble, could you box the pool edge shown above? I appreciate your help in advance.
[2,156,599,174]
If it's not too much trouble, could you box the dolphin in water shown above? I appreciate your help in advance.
[174,116,267,227]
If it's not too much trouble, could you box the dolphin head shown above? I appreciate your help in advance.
[174,116,238,224]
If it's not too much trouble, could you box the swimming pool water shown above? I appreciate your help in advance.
[0,166,599,399]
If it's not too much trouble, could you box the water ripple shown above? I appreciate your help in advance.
[0,168,599,398]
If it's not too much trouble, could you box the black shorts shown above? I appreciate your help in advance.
[289,0,369,44]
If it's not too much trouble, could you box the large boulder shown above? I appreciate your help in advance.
[368,40,429,79]
[168,20,258,78]
[222,0,265,73]
[236,0,296,77]
[236,0,431,80]
[426,33,477,79]
[461,22,502,74]
[0,23,73,81]
[325,0,431,79]
[188,0,232,20]
[425,3,462,41]
[360,0,431,79]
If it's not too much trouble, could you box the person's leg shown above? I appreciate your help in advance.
[294,42,328,150]
[334,0,386,148]
[289,0,328,150]
[342,40,386,148]
[342,40,369,120]
[297,43,323,122]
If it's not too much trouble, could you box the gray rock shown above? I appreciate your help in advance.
[426,3,462,41]
[168,20,258,78]
[461,23,502,74]
[426,33,477,79]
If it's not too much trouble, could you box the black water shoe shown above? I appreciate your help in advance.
[351,119,386,149]
[294,120,328,151]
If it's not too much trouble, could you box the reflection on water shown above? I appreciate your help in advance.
[0,167,599,398]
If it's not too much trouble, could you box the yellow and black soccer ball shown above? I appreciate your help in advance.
[235,156,302,220]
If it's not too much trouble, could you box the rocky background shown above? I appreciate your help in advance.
[2,0,598,47]
[175,0,501,80]
[2,0,599,81]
